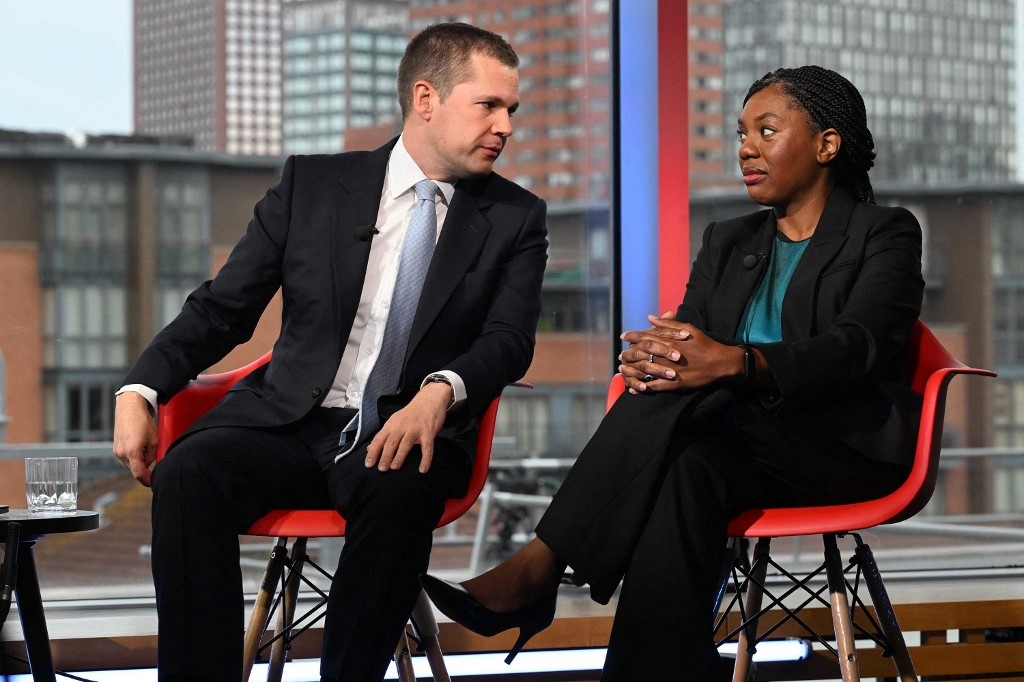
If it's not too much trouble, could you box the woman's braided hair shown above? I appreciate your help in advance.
[744,65,876,204]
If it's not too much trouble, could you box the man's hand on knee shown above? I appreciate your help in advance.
[365,383,450,474]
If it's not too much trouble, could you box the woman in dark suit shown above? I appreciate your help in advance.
[423,65,924,680]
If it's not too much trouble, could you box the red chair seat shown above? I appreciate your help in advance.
[245,510,347,538]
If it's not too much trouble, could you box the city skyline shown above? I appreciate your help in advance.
[8,1,1020,185]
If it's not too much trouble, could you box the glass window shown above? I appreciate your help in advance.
[155,167,212,326]
[350,53,372,70]
[41,379,110,442]
[41,164,128,284]
[703,0,1024,577]
[53,2,1024,672]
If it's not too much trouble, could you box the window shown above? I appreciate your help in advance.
[8,0,616,635]
[155,167,211,327]
[40,165,128,284]
[43,285,127,371]
[703,0,1024,575]
[45,375,121,442]
[40,164,130,441]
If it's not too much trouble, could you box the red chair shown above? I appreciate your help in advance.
[156,352,505,682]
[606,321,995,682]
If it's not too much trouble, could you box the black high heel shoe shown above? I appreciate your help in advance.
[419,573,557,664]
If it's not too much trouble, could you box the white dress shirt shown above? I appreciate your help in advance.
[323,136,464,408]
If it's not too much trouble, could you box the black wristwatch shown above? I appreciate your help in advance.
[739,345,755,382]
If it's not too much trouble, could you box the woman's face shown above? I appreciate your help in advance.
[736,83,837,209]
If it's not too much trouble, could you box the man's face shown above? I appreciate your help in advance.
[426,52,520,181]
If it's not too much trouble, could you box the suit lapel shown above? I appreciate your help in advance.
[712,212,777,337]
[781,187,855,339]
[407,177,493,353]
[330,141,395,331]
[328,145,494,364]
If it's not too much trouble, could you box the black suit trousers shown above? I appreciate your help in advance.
[535,390,909,681]
[150,407,472,682]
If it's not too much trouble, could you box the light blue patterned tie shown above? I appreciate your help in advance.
[341,179,440,452]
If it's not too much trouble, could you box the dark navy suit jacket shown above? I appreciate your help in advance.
[124,138,549,450]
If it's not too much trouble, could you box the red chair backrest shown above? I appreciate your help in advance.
[605,320,996,537]
[156,352,501,531]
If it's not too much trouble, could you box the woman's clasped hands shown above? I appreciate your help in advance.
[619,313,737,394]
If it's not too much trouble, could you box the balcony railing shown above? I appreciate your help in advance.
[3,444,1024,585]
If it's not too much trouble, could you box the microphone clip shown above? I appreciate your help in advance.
[742,252,765,270]
[354,225,380,242]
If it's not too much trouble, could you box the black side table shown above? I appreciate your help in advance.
[1,509,99,682]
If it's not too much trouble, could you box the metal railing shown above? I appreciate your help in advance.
[5,442,1024,580]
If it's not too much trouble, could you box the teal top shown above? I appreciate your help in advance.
[738,234,811,344]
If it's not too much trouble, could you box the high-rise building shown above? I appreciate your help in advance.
[714,0,1015,185]
[408,0,612,204]
[280,0,408,154]
[134,0,283,155]
[689,0,727,189]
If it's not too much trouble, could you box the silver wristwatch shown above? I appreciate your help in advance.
[424,373,456,408]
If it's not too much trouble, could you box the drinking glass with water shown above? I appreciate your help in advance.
[25,457,78,512]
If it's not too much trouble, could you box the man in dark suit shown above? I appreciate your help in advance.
[112,22,547,682]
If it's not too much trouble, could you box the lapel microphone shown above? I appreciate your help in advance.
[353,225,379,242]
[742,252,766,270]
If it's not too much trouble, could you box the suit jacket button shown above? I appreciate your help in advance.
[311,387,323,398]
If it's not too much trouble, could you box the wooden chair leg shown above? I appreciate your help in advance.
[823,534,860,681]
[733,537,771,682]
[713,538,741,616]
[855,540,919,682]
[410,589,452,682]
[394,626,417,682]
[266,537,307,682]
[243,539,290,682]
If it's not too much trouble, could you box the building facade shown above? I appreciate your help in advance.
[0,131,282,443]
[134,0,283,155]
[281,0,408,154]
[710,0,1016,186]
[408,0,612,204]
[689,0,727,189]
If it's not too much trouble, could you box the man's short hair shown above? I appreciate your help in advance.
[397,22,519,120]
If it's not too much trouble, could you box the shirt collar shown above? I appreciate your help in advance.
[389,135,456,206]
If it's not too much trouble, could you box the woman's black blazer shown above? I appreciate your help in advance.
[629,187,925,467]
